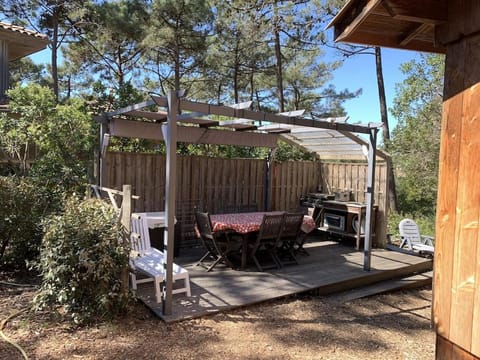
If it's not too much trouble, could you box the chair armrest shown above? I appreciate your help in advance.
[421,235,434,246]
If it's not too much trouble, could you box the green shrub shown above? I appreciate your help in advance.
[0,176,45,271]
[34,196,132,325]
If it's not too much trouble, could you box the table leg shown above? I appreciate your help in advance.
[241,235,249,269]
[356,210,362,250]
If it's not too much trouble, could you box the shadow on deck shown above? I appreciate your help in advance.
[135,237,433,323]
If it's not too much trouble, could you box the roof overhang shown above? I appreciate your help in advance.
[0,22,49,60]
[328,0,447,54]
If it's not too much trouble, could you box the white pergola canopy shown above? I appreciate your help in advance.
[98,92,381,316]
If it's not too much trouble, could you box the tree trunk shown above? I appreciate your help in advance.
[233,61,239,104]
[175,40,180,91]
[273,3,284,112]
[375,47,398,212]
[51,11,59,102]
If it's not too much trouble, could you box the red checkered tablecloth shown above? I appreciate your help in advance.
[210,211,315,234]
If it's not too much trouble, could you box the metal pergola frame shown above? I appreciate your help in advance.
[98,91,381,316]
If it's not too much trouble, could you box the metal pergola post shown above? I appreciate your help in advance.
[265,147,277,211]
[98,119,108,187]
[162,90,179,315]
[363,127,378,271]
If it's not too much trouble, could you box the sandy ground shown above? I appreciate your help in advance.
[0,278,435,360]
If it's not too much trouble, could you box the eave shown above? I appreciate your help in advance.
[328,0,447,54]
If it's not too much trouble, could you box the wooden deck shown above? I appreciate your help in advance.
[135,239,433,323]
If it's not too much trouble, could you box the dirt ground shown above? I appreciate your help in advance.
[0,275,435,360]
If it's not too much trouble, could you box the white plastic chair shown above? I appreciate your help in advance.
[130,213,162,257]
[398,218,434,255]
[130,214,191,303]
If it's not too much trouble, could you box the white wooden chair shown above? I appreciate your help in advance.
[130,214,191,303]
[398,218,435,255]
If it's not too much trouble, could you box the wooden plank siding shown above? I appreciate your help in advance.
[103,152,389,246]
[436,335,478,360]
[432,18,480,357]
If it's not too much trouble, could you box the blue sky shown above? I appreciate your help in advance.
[29,43,420,133]
[327,47,421,129]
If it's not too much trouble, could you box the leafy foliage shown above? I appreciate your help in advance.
[274,140,315,161]
[65,0,148,91]
[390,54,444,218]
[0,84,95,193]
[0,85,97,271]
[0,176,46,271]
[2,1,358,118]
[9,58,48,88]
[1,0,92,99]
[34,197,132,325]
[143,0,214,92]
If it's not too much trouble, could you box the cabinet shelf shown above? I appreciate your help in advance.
[314,200,377,249]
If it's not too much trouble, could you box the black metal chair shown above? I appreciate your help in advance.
[249,213,285,271]
[194,211,242,271]
[276,212,304,266]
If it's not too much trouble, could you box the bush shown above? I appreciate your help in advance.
[0,176,45,271]
[34,196,132,325]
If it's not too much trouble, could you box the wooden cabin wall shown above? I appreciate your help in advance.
[433,2,480,358]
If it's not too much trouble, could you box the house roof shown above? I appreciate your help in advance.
[0,22,49,60]
[100,95,387,161]
[327,0,447,54]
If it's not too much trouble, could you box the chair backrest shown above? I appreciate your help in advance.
[257,213,285,242]
[399,218,422,245]
[281,212,304,240]
[195,211,214,238]
[131,213,152,255]
[195,211,219,255]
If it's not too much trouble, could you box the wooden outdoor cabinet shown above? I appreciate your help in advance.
[316,200,378,250]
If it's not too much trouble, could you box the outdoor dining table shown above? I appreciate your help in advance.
[210,211,316,269]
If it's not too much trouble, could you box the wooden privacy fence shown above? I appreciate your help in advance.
[104,152,267,213]
[103,152,388,247]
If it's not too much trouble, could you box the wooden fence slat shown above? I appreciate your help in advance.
[103,152,388,245]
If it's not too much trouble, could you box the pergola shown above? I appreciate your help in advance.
[98,92,382,315]
[329,1,480,359]
[0,22,49,101]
